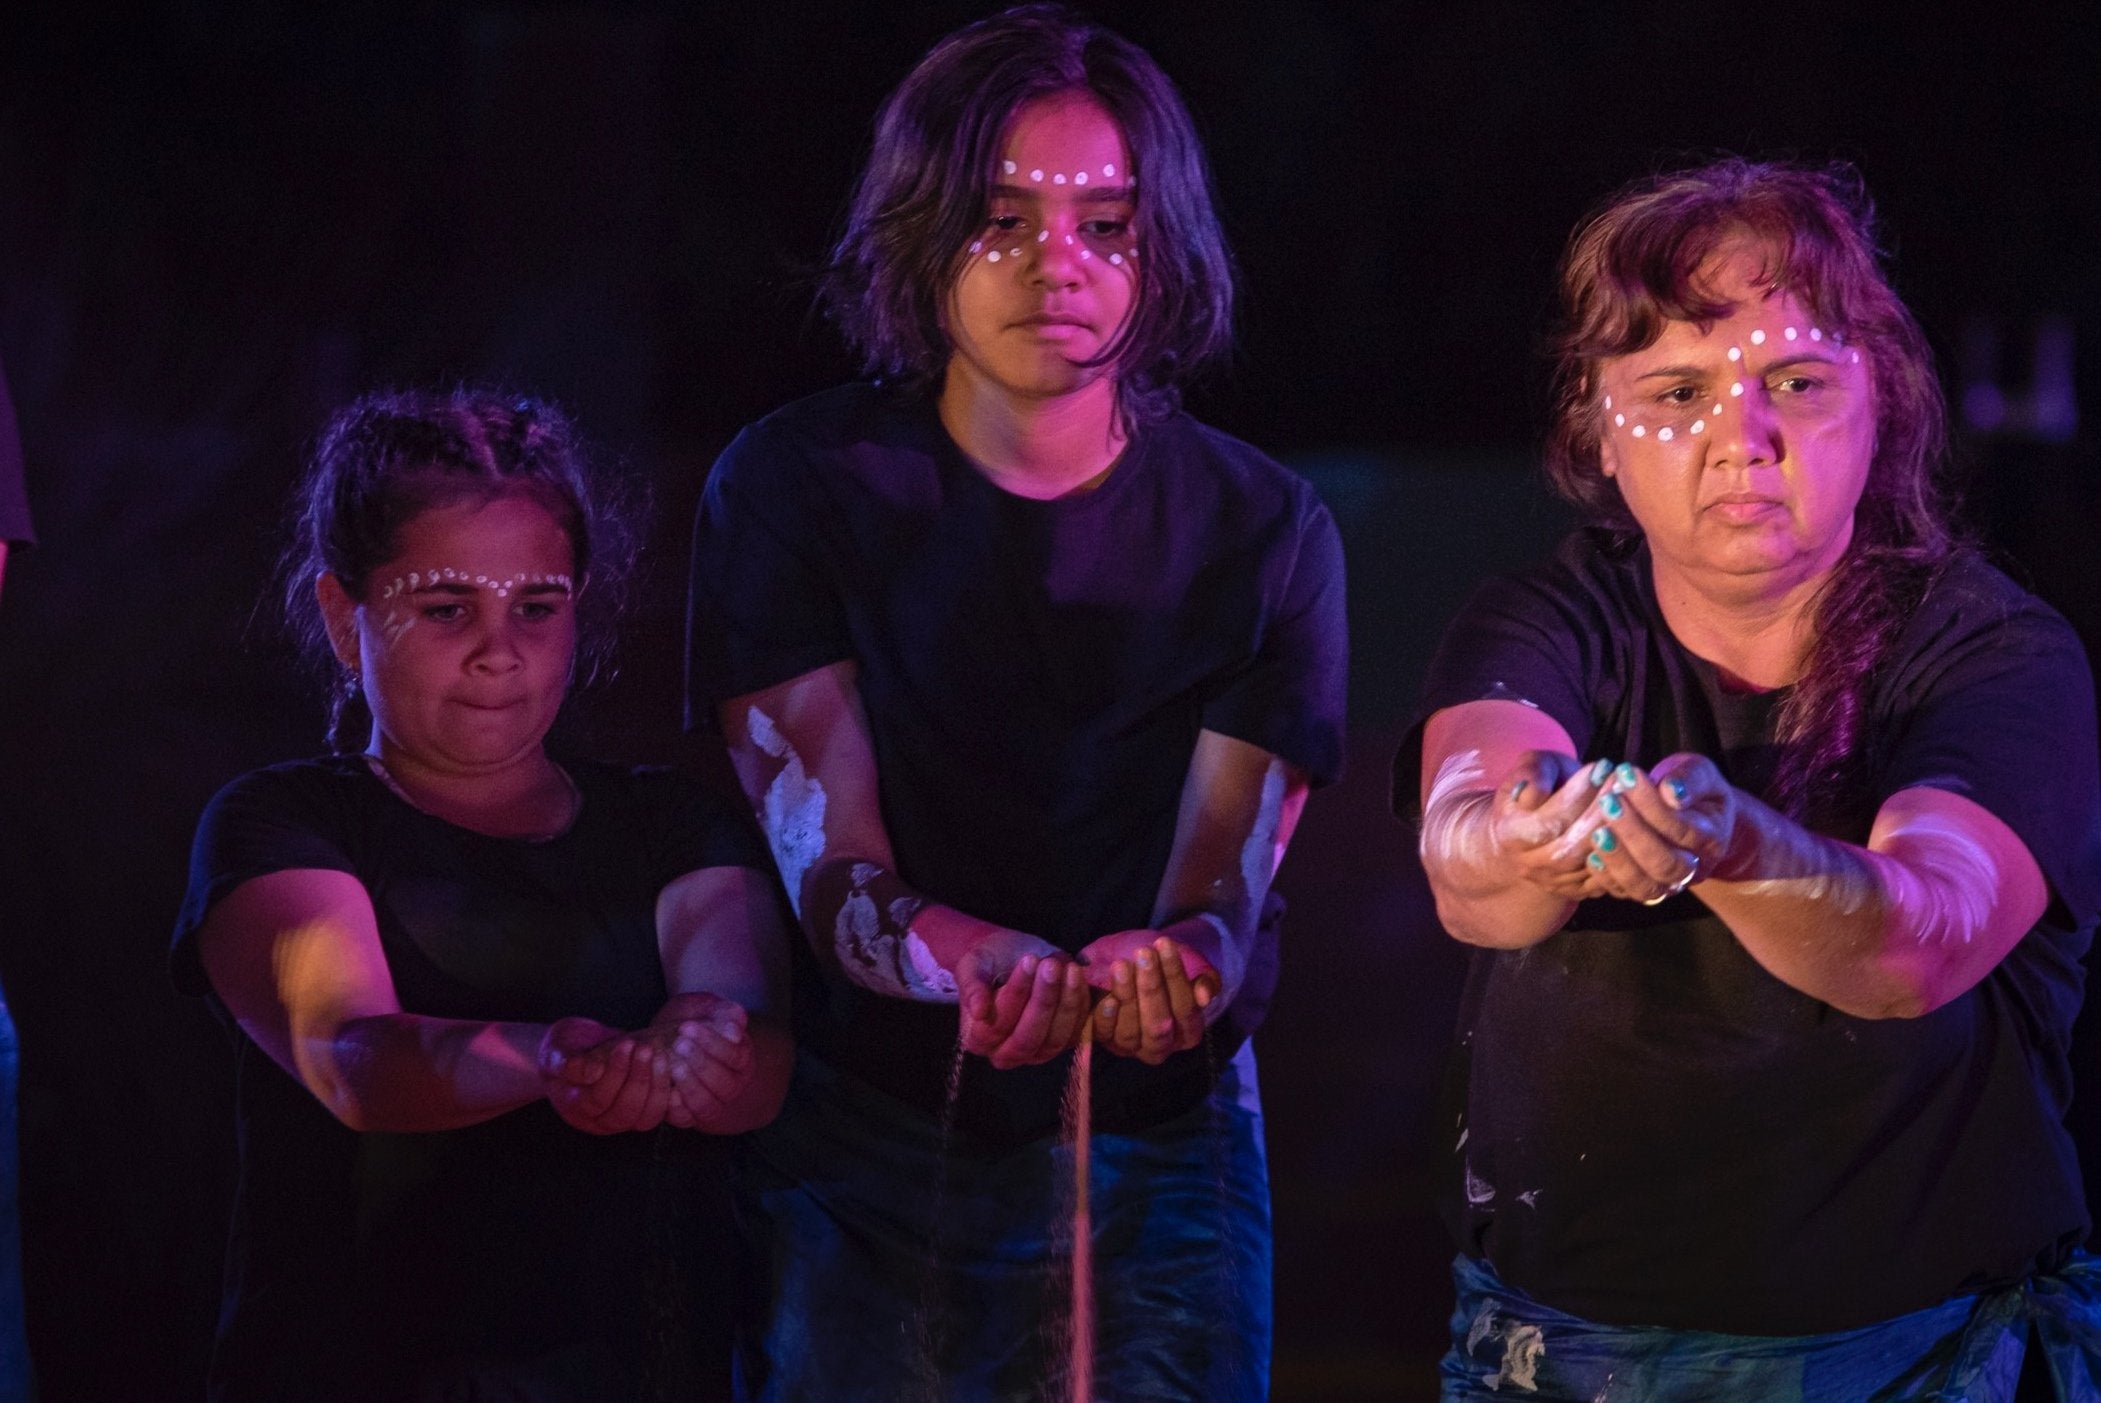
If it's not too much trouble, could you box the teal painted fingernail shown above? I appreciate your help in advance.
[1586,851,1605,871]
[1589,759,1612,785]
[1591,827,1616,853]
[1615,763,1640,790]
[1600,793,1624,820]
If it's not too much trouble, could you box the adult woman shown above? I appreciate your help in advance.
[688,7,1346,1398]
[1410,159,2101,1399]
[173,389,791,1401]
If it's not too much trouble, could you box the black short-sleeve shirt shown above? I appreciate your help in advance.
[0,358,34,546]
[172,754,771,1401]
[1400,529,2101,1334]
[688,383,1348,1145]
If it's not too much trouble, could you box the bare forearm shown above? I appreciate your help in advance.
[1421,790,1576,948]
[802,855,976,1002]
[316,1014,548,1131]
[1699,793,2014,1019]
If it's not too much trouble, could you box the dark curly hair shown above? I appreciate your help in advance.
[282,387,643,750]
[822,3,1235,424]
[1543,158,1956,821]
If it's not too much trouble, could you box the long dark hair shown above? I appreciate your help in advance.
[822,3,1235,424]
[1544,158,1956,820]
[282,387,642,750]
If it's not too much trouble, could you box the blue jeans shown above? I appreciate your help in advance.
[1443,1252,2101,1402]
[732,1043,1272,1402]
[0,980,29,1403]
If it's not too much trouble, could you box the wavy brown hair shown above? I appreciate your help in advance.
[1544,159,1956,821]
[282,388,642,750]
[822,3,1235,425]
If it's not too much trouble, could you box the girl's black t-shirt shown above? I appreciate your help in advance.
[172,754,771,1402]
[1399,529,2101,1334]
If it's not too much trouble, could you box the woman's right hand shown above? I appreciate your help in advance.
[1474,752,1618,898]
[955,929,1092,1069]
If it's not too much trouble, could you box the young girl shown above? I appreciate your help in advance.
[175,389,791,1401]
[688,8,1347,1398]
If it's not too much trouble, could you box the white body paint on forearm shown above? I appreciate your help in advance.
[831,861,956,1000]
[1421,750,1495,867]
[1731,824,1874,915]
[746,706,827,918]
[1241,759,1288,898]
[1876,812,2001,947]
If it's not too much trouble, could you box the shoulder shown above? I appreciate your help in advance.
[1889,549,2090,691]
[1150,414,1327,523]
[198,754,375,832]
[1456,527,1650,634]
[566,759,764,856]
[711,382,935,491]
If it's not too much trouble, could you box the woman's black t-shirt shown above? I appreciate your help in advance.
[172,754,771,1402]
[1399,530,2101,1334]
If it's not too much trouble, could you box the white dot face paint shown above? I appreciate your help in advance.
[747,706,828,919]
[1102,163,1115,177]
[1030,168,1044,182]
[987,250,1001,263]
[1750,329,1767,345]
[1728,346,1742,362]
[1073,171,1087,185]
[1810,328,1824,341]
[1632,425,1646,438]
[1732,382,1745,397]
[1604,395,1612,410]
[1003,160,1017,175]
[1690,420,1704,435]
[1657,427,1674,442]
[1053,172,1066,184]
[1784,327,1798,341]
[1614,414,1625,427]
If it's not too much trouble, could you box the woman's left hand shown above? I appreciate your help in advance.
[1574,754,1741,904]
[651,993,756,1130]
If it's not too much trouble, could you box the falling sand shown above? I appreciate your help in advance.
[1059,1023,1095,1403]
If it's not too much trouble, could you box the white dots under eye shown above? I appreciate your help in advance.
[1632,426,1646,438]
[1604,395,1613,409]
[1658,427,1674,442]
[1711,403,1723,416]
[970,241,983,254]
[1074,171,1088,185]
[1103,163,1116,177]
[1691,420,1705,435]
[1614,414,1625,427]
[1065,234,1075,244]
[987,251,1001,262]
[1080,249,1092,260]
[1009,246,1022,258]
[1732,382,1745,397]
[1727,347,1742,362]
[1003,160,1017,174]
[1810,328,1824,341]
[1030,169,1044,182]
[1750,329,1767,345]
[1109,253,1124,265]
[1053,173,1066,184]
[1784,327,1798,341]
[1037,230,1048,242]
[1851,350,1861,363]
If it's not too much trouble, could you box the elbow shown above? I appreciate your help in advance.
[1430,889,1558,951]
[1830,964,1944,1022]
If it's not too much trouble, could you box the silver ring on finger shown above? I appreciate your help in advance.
[1641,852,1702,907]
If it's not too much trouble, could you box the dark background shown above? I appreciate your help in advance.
[2,3,2097,1398]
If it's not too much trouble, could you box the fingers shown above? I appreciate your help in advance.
[1505,758,1614,855]
[669,1022,754,1121]
[988,958,1085,1069]
[1093,957,1142,1054]
[1580,763,1702,902]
